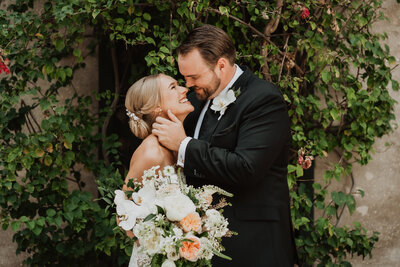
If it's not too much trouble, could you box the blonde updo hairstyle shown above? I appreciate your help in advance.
[125,74,162,139]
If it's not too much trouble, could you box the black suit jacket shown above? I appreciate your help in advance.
[183,66,297,266]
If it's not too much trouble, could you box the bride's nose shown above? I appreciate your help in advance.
[178,86,188,95]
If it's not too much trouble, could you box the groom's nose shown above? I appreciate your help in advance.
[185,78,195,88]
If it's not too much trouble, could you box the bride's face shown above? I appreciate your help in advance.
[159,74,194,121]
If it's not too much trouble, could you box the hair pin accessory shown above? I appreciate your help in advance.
[126,109,139,121]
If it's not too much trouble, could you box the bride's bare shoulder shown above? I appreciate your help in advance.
[130,135,165,166]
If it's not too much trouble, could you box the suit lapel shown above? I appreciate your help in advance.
[207,66,253,139]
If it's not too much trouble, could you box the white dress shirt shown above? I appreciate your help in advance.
[177,65,243,167]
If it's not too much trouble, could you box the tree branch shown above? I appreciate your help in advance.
[101,46,121,165]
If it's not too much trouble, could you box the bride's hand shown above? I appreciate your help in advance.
[152,110,187,151]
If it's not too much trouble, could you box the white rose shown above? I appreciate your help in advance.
[161,259,176,267]
[165,243,180,261]
[172,227,183,238]
[163,193,196,221]
[140,227,164,255]
[205,209,220,218]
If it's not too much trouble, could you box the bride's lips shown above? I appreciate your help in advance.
[179,97,189,103]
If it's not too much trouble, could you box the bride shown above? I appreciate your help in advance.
[120,74,194,266]
[123,73,193,186]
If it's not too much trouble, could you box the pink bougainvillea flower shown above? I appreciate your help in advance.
[0,59,10,74]
[301,7,310,19]
[302,156,314,170]
[298,154,304,165]
[298,148,314,169]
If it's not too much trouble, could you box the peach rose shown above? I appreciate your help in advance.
[179,236,201,262]
[180,212,202,233]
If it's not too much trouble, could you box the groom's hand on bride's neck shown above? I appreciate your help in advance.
[152,110,186,151]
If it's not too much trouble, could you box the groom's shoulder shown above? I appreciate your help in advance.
[240,67,281,96]
[244,75,283,101]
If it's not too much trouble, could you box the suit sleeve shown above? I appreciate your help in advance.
[184,90,290,188]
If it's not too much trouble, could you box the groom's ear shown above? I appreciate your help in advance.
[216,57,227,71]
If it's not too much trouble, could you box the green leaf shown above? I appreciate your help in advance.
[287,164,296,173]
[331,191,346,206]
[143,13,151,21]
[330,109,340,121]
[156,205,165,214]
[46,209,56,217]
[346,194,356,214]
[143,213,156,222]
[92,9,100,19]
[54,216,62,227]
[32,225,42,236]
[53,39,65,52]
[11,221,21,231]
[64,133,75,144]
[326,205,337,215]
[39,98,51,111]
[26,220,35,230]
[346,238,354,247]
[392,80,399,91]
[44,155,52,166]
[321,70,331,83]
[159,46,169,54]
[219,6,229,16]
[296,164,304,177]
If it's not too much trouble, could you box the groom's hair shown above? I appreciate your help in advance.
[177,24,236,68]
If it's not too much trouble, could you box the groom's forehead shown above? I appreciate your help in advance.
[178,60,210,78]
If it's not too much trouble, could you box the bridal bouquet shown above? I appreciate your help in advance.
[114,165,233,267]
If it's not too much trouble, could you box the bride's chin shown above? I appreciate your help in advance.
[180,108,194,122]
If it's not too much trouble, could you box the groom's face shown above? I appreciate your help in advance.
[178,49,221,101]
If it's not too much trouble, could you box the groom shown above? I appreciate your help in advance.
[153,24,297,266]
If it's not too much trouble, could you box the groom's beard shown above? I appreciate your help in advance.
[194,72,221,101]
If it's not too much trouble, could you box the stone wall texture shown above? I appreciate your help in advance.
[0,0,399,266]
[315,1,400,266]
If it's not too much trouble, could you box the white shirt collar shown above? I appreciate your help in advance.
[218,64,243,96]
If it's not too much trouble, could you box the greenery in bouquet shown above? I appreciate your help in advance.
[114,166,233,267]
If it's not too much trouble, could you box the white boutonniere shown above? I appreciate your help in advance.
[210,88,240,120]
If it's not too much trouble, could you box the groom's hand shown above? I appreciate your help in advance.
[152,110,186,151]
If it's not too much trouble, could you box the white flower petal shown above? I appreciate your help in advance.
[161,259,176,267]
[114,190,127,205]
[163,193,196,221]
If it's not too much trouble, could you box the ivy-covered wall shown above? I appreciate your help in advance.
[314,1,400,266]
